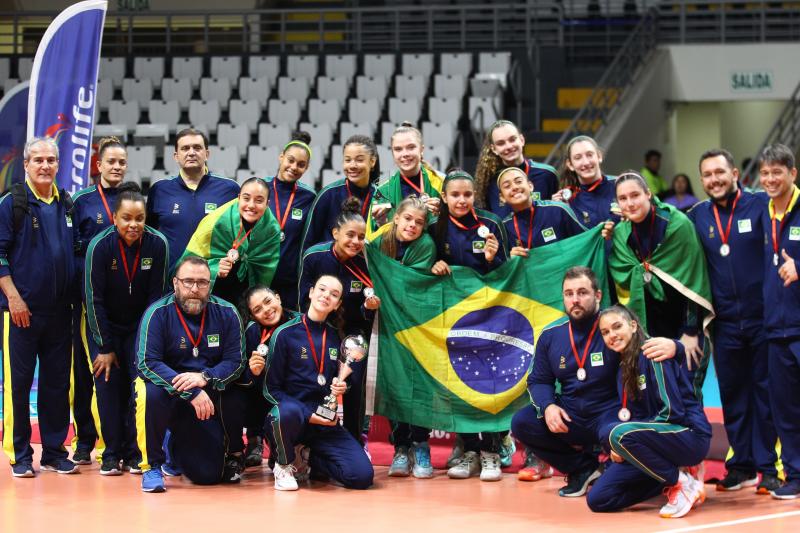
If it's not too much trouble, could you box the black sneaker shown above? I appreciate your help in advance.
[771,479,800,500]
[122,458,143,475]
[223,455,243,483]
[244,436,264,468]
[757,474,782,495]
[72,450,92,465]
[716,469,758,491]
[100,457,122,476]
[558,466,602,497]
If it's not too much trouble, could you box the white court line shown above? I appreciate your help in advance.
[659,510,800,532]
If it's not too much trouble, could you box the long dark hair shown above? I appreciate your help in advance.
[239,284,280,325]
[474,119,519,209]
[559,135,603,189]
[599,305,647,401]
[433,169,476,246]
[379,195,428,259]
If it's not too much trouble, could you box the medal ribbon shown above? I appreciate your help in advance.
[301,315,326,377]
[345,180,373,218]
[260,324,278,345]
[630,207,656,272]
[174,303,206,355]
[771,197,795,260]
[231,221,254,251]
[568,318,599,372]
[449,209,483,231]
[117,237,142,294]
[400,170,424,196]
[97,185,113,222]
[712,190,741,248]
[273,180,298,232]
[331,247,373,288]
[513,206,534,248]
[621,388,628,411]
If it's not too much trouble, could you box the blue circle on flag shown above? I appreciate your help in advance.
[446,306,533,394]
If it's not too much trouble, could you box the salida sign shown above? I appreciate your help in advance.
[730,70,774,93]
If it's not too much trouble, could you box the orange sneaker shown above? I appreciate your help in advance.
[518,451,553,482]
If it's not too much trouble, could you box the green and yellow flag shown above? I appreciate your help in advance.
[365,227,609,432]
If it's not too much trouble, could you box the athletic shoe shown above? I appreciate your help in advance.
[40,459,78,474]
[362,433,372,461]
[518,450,553,482]
[498,435,516,468]
[223,454,244,483]
[479,451,502,482]
[161,462,182,477]
[771,479,800,500]
[11,463,34,478]
[291,445,311,482]
[447,451,480,479]
[141,468,166,493]
[411,441,434,479]
[72,450,92,465]
[685,463,706,504]
[446,435,465,469]
[244,436,264,468]
[100,458,122,476]
[122,458,142,474]
[660,472,702,518]
[558,466,601,497]
[388,446,411,477]
[273,463,299,491]
[757,474,782,495]
[716,469,758,491]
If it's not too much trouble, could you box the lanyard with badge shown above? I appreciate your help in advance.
[345,180,373,219]
[227,222,254,263]
[512,206,534,248]
[256,324,278,356]
[712,190,740,257]
[331,247,375,299]
[117,237,142,294]
[175,303,207,358]
[273,180,297,243]
[97,185,113,223]
[771,199,795,266]
[301,315,328,386]
[450,209,491,241]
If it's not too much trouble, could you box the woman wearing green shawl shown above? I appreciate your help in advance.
[608,172,714,396]
[181,177,282,305]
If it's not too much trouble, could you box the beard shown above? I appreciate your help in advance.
[177,293,207,315]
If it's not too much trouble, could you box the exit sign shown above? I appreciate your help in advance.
[731,70,774,92]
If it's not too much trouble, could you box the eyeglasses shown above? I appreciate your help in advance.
[176,278,211,290]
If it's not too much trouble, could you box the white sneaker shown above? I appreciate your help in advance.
[660,472,701,518]
[292,445,311,482]
[447,451,480,479]
[273,463,299,491]
[479,451,502,482]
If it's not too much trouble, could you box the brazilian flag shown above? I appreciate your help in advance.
[365,226,608,432]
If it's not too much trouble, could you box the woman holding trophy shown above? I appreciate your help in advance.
[264,274,374,491]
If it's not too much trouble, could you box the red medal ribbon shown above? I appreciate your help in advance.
[712,190,741,247]
[273,179,298,232]
[117,237,142,294]
[621,389,628,410]
[345,180,373,218]
[331,246,373,288]
[231,221,254,251]
[568,318,599,371]
[630,207,657,272]
[260,324,277,345]
[400,170,424,196]
[174,303,206,354]
[97,185,113,222]
[771,196,795,259]
[301,315,327,377]
[513,206,534,248]
[449,209,483,231]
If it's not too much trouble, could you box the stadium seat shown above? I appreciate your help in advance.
[363,54,395,79]
[149,169,169,184]
[208,145,240,177]
[248,56,280,86]
[99,57,125,89]
[133,57,165,85]
[402,53,434,77]
[340,122,375,141]
[236,169,265,184]
[348,98,381,124]
[238,77,271,107]
[133,124,169,149]
[355,76,389,102]
[93,124,128,142]
[122,78,154,106]
[147,100,181,133]
[277,77,312,109]
[377,144,394,172]
[478,52,511,75]
[428,97,462,124]
[174,124,209,138]
[267,99,301,129]
[308,99,342,125]
[127,145,156,174]
[388,98,421,125]
[380,122,404,145]
[258,123,291,148]
[395,75,427,100]
[298,122,334,152]
[188,100,221,133]
[422,122,457,151]
[248,145,280,173]
[440,52,473,77]
[330,144,343,171]
[200,78,232,110]
[162,145,178,174]
[210,56,242,85]
[321,169,343,187]
[434,74,467,99]
[287,55,318,79]
[171,57,203,89]
[317,76,349,101]
[426,145,451,171]
[96,79,114,111]
[306,145,324,181]
[325,54,357,79]
[217,123,251,154]
[468,97,500,131]
[18,57,33,80]
[108,101,140,132]
[161,78,192,111]
[229,99,262,133]
[471,75,505,97]
[125,171,142,186]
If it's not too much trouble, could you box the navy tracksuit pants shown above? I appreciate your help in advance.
[71,305,98,454]
[390,421,430,448]
[768,338,800,483]
[267,396,373,489]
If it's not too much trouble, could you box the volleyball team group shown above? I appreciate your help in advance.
[2,117,799,520]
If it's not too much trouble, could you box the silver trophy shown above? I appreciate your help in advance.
[315,335,369,421]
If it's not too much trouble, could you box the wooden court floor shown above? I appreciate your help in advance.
[1,446,799,533]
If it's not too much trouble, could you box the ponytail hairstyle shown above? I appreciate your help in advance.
[112,182,145,212]
[97,136,127,160]
[334,196,366,230]
[240,175,270,196]
[474,119,518,209]
[380,195,428,259]
[239,284,280,325]
[599,304,648,401]
[559,135,603,189]
[433,168,476,246]
[343,134,381,185]
[277,130,312,178]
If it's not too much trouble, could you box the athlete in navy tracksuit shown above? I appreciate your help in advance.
[302,178,377,252]
[265,176,316,310]
[688,150,779,492]
[85,191,169,474]
[264,284,373,491]
[587,306,711,516]
[563,175,620,229]
[503,200,585,251]
[134,257,245,491]
[485,159,559,219]
[0,139,76,476]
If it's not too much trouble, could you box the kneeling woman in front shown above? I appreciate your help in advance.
[588,305,711,518]
[264,274,373,491]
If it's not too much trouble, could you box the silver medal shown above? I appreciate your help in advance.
[280,231,285,242]
[317,373,327,386]
[257,343,268,356]
[363,287,374,299]
[227,248,239,262]
[576,367,587,381]
[643,271,653,283]
[562,188,573,201]
[618,407,631,422]
[720,243,730,257]
[774,253,779,266]
[192,346,199,357]
[477,225,491,239]
[419,194,430,203]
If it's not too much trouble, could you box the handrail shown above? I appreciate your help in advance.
[544,7,659,166]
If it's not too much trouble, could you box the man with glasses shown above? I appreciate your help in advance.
[133,256,246,492]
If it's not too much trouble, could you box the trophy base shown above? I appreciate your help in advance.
[315,405,337,421]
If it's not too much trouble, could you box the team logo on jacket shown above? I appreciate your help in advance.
[790,227,800,241]
[204,202,217,213]
[300,346,308,359]
[111,258,118,270]
[207,334,220,347]
[179,336,188,349]
[589,352,604,366]
[708,225,715,239]
[141,258,153,270]
[472,241,486,254]
[738,219,752,233]
[96,212,104,224]
[291,208,303,220]
[32,216,39,229]
[532,192,541,201]
[65,215,73,227]
[350,281,363,293]
[541,227,556,242]
[172,203,180,214]
[328,348,338,360]
[559,356,566,369]
[638,374,647,390]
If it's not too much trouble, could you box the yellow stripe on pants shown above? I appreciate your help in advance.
[79,306,105,462]
[133,377,150,471]
[2,312,16,463]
